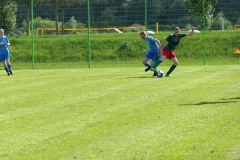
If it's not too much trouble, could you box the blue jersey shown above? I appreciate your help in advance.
[146,36,159,50]
[0,36,10,55]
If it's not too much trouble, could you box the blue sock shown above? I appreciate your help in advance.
[145,62,150,67]
[8,64,11,70]
[5,66,9,73]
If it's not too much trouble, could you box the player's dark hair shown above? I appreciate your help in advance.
[140,31,147,35]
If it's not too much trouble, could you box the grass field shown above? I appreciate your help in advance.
[0,63,240,159]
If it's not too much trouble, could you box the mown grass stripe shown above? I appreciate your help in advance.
[0,65,239,159]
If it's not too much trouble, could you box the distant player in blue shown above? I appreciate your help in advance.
[140,31,162,76]
[0,29,12,76]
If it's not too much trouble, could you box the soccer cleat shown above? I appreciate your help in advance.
[9,69,13,75]
[165,74,170,77]
[144,66,151,72]
[7,72,11,76]
[153,72,157,76]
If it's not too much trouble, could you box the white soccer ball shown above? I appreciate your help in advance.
[156,70,164,78]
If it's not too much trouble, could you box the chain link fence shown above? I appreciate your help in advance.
[5,0,237,36]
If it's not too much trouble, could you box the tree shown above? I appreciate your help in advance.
[211,11,233,30]
[65,16,77,28]
[15,0,45,35]
[15,0,31,35]
[214,0,240,24]
[58,0,85,35]
[122,0,131,26]
[44,0,85,35]
[0,0,17,36]
[44,0,60,35]
[185,0,218,29]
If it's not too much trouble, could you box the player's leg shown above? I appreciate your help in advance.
[2,61,10,76]
[0,55,10,76]
[150,62,157,76]
[150,55,166,73]
[150,53,160,76]
[142,57,151,71]
[6,57,12,75]
[165,57,178,77]
[150,49,169,73]
[143,51,154,72]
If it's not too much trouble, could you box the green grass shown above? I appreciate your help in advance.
[0,64,240,159]
[8,54,240,70]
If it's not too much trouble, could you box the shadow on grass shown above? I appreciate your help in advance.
[220,97,240,100]
[182,101,237,106]
[124,76,156,78]
[181,97,240,106]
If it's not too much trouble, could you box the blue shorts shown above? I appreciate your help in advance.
[145,49,160,62]
[0,54,10,61]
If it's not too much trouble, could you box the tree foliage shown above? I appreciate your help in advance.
[2,0,240,35]
[58,0,85,34]
[185,0,218,29]
[0,1,17,36]
[40,0,85,35]
[15,0,46,35]
[211,12,233,30]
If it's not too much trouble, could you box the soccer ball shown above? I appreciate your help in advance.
[156,70,164,78]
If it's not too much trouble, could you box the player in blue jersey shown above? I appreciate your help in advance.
[151,27,195,77]
[140,31,162,76]
[0,29,12,76]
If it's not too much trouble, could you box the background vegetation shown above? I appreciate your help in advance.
[9,31,239,63]
[1,0,240,35]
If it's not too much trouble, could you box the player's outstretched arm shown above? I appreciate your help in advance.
[186,27,195,36]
